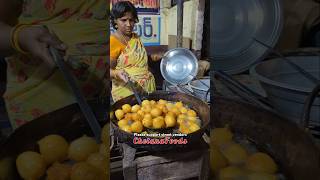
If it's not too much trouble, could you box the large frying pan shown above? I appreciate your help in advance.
[110,91,210,151]
[212,96,320,179]
[0,99,108,180]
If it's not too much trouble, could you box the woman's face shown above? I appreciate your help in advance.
[115,12,136,36]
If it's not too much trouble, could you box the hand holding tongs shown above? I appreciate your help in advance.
[126,75,143,105]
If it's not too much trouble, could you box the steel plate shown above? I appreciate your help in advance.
[211,0,283,74]
[160,48,198,85]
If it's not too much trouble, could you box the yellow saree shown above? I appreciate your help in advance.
[4,0,107,129]
[111,34,156,102]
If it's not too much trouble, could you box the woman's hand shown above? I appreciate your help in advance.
[113,69,129,83]
[150,53,163,62]
[18,25,67,68]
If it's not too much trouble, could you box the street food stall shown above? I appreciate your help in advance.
[0,0,319,179]
[108,0,211,179]
[0,0,211,179]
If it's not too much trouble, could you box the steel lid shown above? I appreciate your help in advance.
[211,0,283,74]
[160,48,198,85]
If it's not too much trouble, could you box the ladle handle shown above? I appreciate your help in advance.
[301,83,320,129]
[49,47,101,142]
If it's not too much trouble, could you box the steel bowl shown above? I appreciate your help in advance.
[250,56,320,126]
[160,48,198,85]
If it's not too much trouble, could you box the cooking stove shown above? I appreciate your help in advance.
[109,80,211,179]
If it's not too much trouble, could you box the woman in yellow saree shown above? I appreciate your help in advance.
[0,0,107,129]
[110,1,161,102]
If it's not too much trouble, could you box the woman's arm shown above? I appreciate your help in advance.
[0,22,67,69]
[110,58,129,83]
[110,59,117,77]
[0,22,14,56]
[0,1,67,63]
[109,36,129,83]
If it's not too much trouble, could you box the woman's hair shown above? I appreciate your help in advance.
[110,1,139,29]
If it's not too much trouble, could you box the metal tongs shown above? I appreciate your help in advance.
[127,78,142,105]
[49,47,101,142]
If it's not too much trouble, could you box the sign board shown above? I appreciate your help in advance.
[111,0,160,15]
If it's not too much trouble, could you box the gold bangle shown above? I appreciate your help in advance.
[10,24,30,55]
